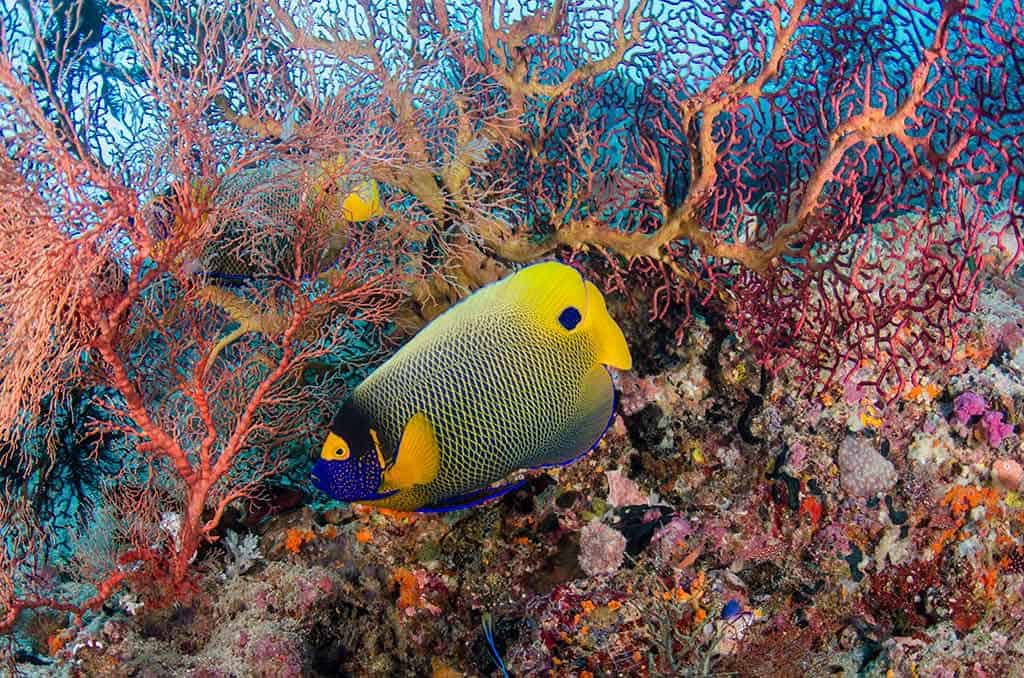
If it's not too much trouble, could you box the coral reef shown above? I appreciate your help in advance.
[7,268,1021,675]
[1,0,1023,675]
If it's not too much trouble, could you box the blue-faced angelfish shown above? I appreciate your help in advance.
[151,157,382,284]
[311,261,632,512]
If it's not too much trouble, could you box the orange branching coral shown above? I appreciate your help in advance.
[657,570,708,623]
[430,658,463,678]
[47,630,71,656]
[905,383,942,402]
[355,528,373,543]
[284,528,316,554]
[800,496,823,528]
[980,566,1000,597]
[931,527,960,558]
[929,486,1002,557]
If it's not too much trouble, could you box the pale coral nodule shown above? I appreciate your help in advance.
[992,459,1023,492]
[578,520,627,577]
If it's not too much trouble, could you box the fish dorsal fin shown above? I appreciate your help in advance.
[582,281,632,370]
[380,412,440,491]
[498,262,631,369]
[497,261,588,331]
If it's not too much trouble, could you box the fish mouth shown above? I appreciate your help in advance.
[309,462,327,492]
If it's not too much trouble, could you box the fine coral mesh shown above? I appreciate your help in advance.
[355,303,597,505]
[202,162,361,279]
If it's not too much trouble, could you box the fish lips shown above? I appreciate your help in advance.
[309,460,332,494]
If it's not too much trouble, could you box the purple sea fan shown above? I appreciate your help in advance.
[578,520,627,577]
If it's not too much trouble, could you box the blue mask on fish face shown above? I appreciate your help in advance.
[310,400,396,503]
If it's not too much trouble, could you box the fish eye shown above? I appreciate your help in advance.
[558,306,581,330]
[320,433,351,461]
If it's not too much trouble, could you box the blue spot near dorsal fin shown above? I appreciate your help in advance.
[558,306,581,330]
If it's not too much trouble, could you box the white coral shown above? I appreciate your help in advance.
[908,425,959,468]
[223,529,262,578]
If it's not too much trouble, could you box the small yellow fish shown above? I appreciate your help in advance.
[312,156,381,222]
[151,157,382,282]
[311,261,632,512]
[340,177,380,221]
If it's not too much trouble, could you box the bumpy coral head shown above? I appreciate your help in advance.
[311,399,393,503]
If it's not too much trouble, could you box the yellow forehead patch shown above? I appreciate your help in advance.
[321,432,351,461]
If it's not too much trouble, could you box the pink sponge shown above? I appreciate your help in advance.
[953,391,987,425]
[981,411,1015,447]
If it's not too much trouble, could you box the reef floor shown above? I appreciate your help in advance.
[14,278,1024,677]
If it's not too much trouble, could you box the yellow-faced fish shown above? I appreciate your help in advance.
[311,261,632,512]
[150,158,381,283]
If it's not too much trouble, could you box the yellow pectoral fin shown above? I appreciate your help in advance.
[380,412,440,491]
[583,281,632,370]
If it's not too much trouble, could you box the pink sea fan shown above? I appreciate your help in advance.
[606,469,648,507]
[578,520,627,577]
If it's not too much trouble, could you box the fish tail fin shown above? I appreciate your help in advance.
[583,281,631,370]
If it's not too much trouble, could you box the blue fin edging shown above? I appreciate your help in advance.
[416,478,528,514]
[527,372,618,471]
[482,612,511,678]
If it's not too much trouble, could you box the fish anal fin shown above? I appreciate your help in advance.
[417,479,527,514]
[380,412,440,491]
[526,365,616,469]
